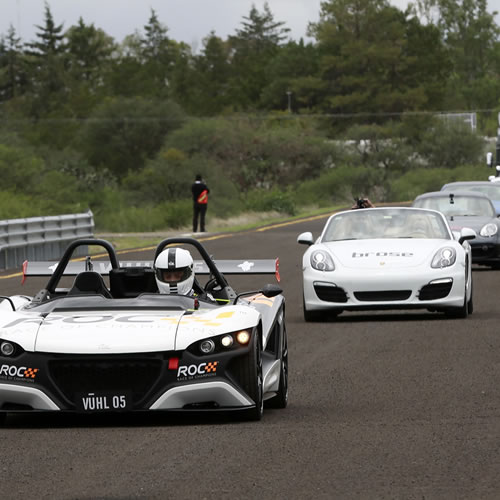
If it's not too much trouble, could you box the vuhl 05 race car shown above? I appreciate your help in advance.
[0,237,287,423]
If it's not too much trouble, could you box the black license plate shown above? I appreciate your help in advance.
[76,391,131,412]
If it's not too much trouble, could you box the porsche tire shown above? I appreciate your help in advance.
[445,279,468,319]
[267,326,288,409]
[303,295,324,322]
[467,281,473,314]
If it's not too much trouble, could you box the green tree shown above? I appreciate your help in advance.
[228,2,291,109]
[139,9,175,98]
[260,39,320,111]
[309,0,451,127]
[76,96,185,178]
[0,25,28,101]
[425,0,500,109]
[24,2,68,118]
[189,32,232,115]
[65,18,115,91]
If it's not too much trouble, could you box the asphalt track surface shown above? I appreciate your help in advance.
[2,215,500,499]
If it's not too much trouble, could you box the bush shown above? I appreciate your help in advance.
[244,189,296,215]
[388,165,485,202]
[294,165,381,207]
[95,199,191,232]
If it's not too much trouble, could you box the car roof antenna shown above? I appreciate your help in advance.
[449,193,455,204]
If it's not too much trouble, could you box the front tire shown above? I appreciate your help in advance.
[240,333,264,421]
[303,294,324,322]
[267,325,288,409]
[445,276,469,319]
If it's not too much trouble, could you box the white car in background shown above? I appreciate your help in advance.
[298,207,475,321]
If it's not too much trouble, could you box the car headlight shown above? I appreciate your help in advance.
[0,339,23,357]
[190,330,253,355]
[479,223,498,237]
[310,250,335,271]
[431,247,457,268]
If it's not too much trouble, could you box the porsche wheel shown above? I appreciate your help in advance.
[445,277,468,319]
[467,279,474,314]
[267,325,288,409]
[241,333,264,421]
[303,295,324,322]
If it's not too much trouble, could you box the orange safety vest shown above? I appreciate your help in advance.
[197,189,208,204]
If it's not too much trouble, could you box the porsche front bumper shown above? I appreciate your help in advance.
[302,264,468,312]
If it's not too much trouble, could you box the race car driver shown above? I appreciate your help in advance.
[154,247,195,295]
[154,247,217,302]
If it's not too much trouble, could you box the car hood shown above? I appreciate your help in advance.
[447,215,496,234]
[34,310,184,354]
[322,239,450,270]
[26,305,260,354]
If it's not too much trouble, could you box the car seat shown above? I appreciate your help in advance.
[67,271,112,298]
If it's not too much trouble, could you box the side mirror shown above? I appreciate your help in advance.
[297,231,314,246]
[487,151,493,167]
[459,227,476,244]
[234,284,282,304]
[261,284,283,298]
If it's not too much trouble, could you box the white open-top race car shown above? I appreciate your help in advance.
[298,207,476,321]
[0,237,287,423]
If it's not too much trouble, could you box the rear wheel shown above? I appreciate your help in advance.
[240,333,263,421]
[0,413,6,426]
[267,325,288,409]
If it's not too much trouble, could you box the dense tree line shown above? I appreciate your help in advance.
[0,0,497,229]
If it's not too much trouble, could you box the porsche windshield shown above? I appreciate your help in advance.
[442,184,500,199]
[414,195,495,217]
[322,209,450,242]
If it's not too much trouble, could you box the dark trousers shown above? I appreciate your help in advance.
[193,203,207,232]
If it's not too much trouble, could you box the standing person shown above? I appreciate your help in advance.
[191,174,209,233]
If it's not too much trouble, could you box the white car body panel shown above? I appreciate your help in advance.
[300,207,473,316]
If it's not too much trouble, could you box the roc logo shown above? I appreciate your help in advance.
[177,361,219,379]
[0,364,39,380]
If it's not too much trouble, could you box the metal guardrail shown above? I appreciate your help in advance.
[0,210,94,270]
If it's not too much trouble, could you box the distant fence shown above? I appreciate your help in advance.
[0,210,95,270]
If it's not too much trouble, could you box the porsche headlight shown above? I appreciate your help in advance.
[479,223,498,237]
[310,250,335,271]
[431,247,456,268]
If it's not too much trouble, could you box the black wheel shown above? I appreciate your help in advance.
[0,412,6,426]
[266,325,288,409]
[240,333,264,421]
[467,278,473,314]
[445,276,468,319]
[303,295,324,322]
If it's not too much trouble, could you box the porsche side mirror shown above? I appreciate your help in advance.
[297,231,314,246]
[459,227,476,244]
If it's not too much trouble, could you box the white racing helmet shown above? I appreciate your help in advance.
[154,247,194,295]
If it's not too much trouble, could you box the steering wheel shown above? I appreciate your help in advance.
[205,277,222,293]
